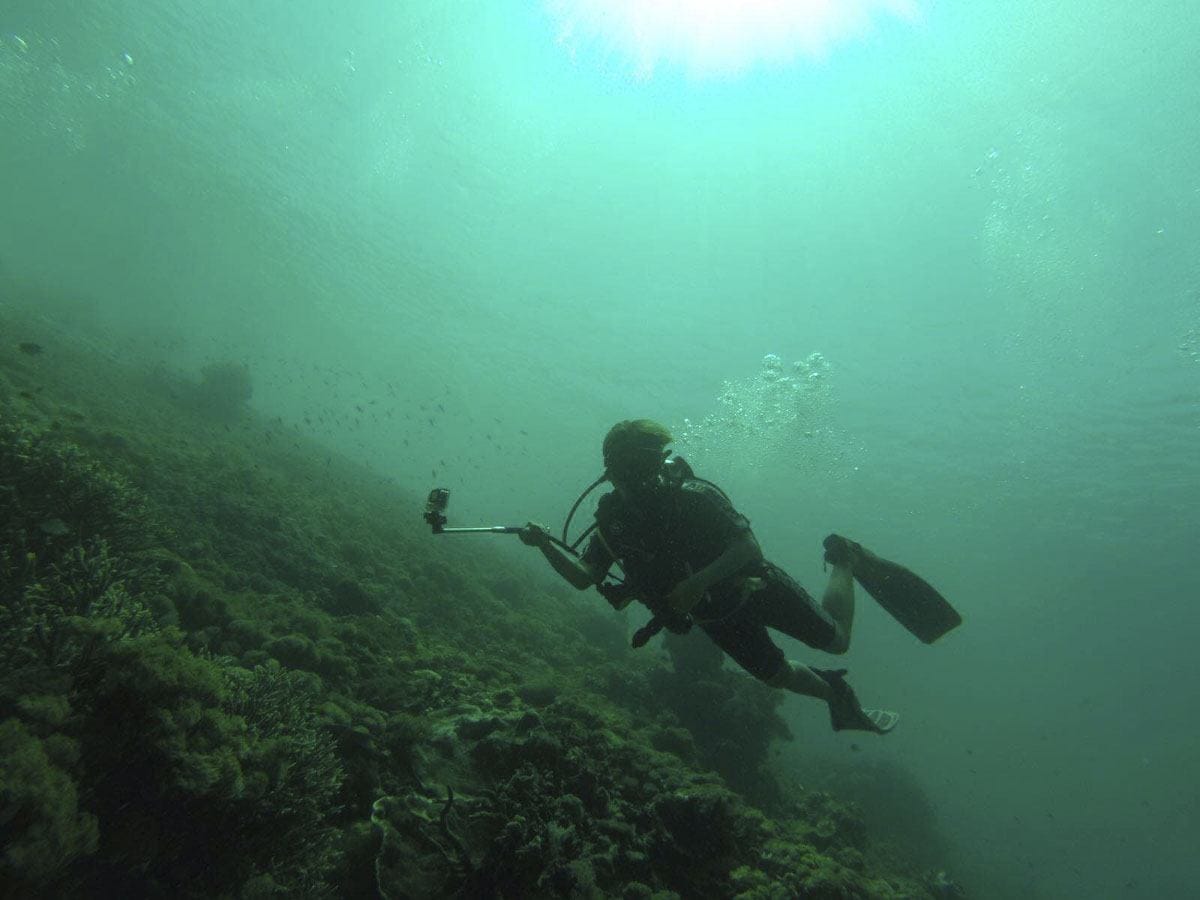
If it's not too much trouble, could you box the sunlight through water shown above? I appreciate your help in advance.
[545,0,920,78]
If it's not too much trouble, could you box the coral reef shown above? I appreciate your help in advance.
[0,417,342,895]
[0,309,960,897]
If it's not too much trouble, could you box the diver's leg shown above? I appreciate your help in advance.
[752,562,849,655]
[703,617,894,733]
[766,659,832,699]
[809,666,898,733]
[821,562,855,653]
[766,660,895,733]
[699,613,832,700]
[742,568,892,732]
[699,616,804,689]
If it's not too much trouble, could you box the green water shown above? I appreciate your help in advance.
[2,2,1197,896]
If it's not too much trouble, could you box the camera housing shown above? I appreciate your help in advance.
[423,488,450,533]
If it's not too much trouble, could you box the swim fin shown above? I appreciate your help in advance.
[824,534,962,644]
[813,667,899,734]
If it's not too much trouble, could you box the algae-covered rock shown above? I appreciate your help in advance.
[0,719,99,888]
[517,679,559,708]
[795,790,868,852]
[647,725,699,763]
[266,633,321,670]
[322,576,381,615]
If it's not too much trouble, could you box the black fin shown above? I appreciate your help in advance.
[824,534,962,644]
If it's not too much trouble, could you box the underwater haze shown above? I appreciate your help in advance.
[2,0,1199,897]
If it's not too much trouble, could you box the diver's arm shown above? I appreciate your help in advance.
[694,533,763,590]
[519,523,603,590]
[668,533,763,614]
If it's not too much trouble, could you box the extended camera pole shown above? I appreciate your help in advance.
[423,487,587,559]
[426,488,668,648]
[423,488,523,535]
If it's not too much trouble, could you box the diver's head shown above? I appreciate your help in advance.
[603,419,673,495]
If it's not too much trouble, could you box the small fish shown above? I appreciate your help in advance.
[18,342,43,355]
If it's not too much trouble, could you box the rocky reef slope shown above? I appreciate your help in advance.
[0,303,956,898]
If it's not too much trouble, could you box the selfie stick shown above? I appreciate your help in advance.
[423,488,523,535]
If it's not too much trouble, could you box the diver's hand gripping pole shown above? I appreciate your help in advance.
[424,488,524,535]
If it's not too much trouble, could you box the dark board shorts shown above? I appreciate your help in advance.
[697,561,837,681]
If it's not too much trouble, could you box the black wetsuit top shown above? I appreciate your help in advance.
[583,471,837,680]
[582,476,759,616]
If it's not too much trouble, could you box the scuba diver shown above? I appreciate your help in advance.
[518,419,961,735]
